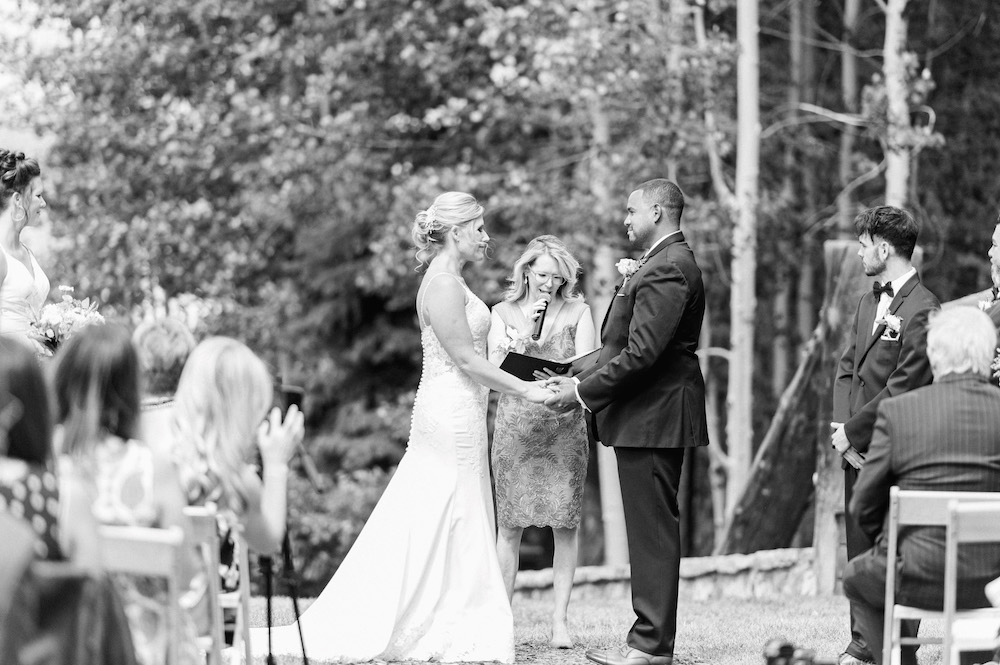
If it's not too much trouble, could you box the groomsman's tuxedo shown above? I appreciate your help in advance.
[844,374,1000,665]
[832,270,939,661]
[576,231,709,660]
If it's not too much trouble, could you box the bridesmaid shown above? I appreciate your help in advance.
[0,149,49,349]
[487,234,596,648]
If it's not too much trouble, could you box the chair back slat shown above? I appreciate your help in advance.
[99,525,185,577]
[895,490,1000,526]
[949,501,1000,544]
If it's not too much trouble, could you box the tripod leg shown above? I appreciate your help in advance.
[260,555,276,665]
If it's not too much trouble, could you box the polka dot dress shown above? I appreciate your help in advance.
[0,462,63,560]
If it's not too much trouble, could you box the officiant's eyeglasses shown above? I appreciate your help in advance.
[527,268,565,285]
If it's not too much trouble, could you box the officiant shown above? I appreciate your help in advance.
[487,234,597,649]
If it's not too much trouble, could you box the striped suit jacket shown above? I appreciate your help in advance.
[850,373,1000,608]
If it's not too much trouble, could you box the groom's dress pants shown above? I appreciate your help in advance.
[615,447,685,658]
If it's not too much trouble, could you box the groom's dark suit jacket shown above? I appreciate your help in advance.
[833,273,940,453]
[577,232,708,449]
[849,374,1000,608]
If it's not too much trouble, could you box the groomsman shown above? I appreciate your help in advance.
[831,205,940,665]
[844,306,1000,665]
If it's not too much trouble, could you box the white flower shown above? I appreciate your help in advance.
[879,313,902,337]
[616,258,641,278]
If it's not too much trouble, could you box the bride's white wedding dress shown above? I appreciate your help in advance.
[248,275,514,663]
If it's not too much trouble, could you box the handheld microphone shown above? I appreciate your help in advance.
[531,295,551,341]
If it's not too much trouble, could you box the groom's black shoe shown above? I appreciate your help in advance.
[585,646,672,665]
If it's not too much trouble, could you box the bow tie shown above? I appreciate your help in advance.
[872,281,894,298]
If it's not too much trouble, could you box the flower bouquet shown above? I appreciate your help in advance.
[30,286,105,355]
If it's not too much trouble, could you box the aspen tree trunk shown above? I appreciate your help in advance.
[797,0,819,346]
[588,95,629,567]
[883,0,911,208]
[726,0,760,518]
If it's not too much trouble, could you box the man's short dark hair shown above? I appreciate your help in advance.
[853,205,919,260]
[636,179,685,220]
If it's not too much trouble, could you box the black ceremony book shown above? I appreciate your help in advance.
[499,347,602,381]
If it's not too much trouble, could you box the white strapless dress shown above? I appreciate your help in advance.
[0,245,49,341]
[247,282,514,663]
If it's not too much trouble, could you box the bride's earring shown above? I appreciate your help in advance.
[11,198,26,223]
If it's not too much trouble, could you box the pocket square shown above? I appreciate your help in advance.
[615,291,627,298]
[879,330,900,342]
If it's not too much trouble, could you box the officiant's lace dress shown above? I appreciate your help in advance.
[248,274,514,663]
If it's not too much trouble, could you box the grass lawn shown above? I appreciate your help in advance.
[247,593,948,665]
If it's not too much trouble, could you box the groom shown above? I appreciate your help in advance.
[545,179,708,665]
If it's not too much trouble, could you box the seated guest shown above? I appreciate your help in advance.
[168,336,304,556]
[53,324,200,665]
[843,306,1000,665]
[0,337,99,566]
[131,317,196,449]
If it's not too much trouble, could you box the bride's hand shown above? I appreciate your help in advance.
[523,384,556,404]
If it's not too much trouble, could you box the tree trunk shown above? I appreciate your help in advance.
[837,0,861,234]
[588,95,629,567]
[726,0,760,518]
[883,0,911,208]
[698,309,729,547]
[715,323,822,554]
[797,0,819,349]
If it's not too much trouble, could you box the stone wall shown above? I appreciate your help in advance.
[513,547,817,602]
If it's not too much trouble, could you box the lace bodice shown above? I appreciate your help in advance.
[408,276,491,471]
[0,244,49,336]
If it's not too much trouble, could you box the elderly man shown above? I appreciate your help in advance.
[842,306,1000,665]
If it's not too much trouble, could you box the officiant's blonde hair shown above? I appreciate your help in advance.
[504,235,583,304]
[412,191,484,270]
[926,306,997,378]
[171,337,273,513]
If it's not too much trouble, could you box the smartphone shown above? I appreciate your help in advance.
[281,384,305,413]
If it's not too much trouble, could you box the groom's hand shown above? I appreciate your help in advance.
[543,381,579,412]
[830,423,850,455]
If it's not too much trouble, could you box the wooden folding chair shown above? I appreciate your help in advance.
[942,501,1000,665]
[98,525,186,665]
[184,506,225,665]
[883,487,1000,665]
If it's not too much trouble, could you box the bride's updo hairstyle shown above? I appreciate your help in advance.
[412,191,485,270]
[0,149,41,210]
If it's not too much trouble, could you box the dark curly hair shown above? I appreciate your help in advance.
[0,149,41,211]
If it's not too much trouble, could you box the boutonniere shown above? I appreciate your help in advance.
[878,313,902,340]
[978,287,999,312]
[616,258,641,278]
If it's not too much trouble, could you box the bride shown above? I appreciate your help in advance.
[250,191,553,662]
[0,149,49,347]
